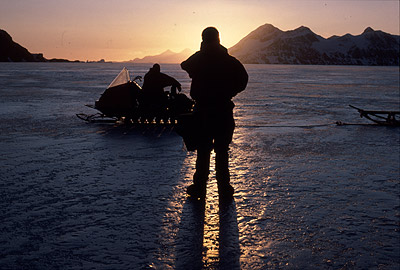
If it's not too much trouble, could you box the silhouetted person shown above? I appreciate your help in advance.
[181,27,248,199]
[140,63,182,122]
[142,63,182,97]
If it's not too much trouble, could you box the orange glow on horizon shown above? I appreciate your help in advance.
[1,0,398,62]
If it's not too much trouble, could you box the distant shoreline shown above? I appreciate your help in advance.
[2,62,399,68]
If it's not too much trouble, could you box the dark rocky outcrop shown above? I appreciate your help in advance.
[0,29,43,62]
[0,29,77,62]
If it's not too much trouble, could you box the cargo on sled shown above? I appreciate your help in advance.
[77,67,194,124]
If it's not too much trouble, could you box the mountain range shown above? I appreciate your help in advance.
[229,24,399,65]
[1,24,399,65]
[127,49,193,64]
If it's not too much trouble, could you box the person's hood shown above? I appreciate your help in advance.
[200,42,228,55]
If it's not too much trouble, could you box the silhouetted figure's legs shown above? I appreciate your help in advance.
[215,146,234,199]
[215,147,229,182]
[194,149,211,186]
[187,146,210,199]
[187,108,235,199]
[213,109,234,199]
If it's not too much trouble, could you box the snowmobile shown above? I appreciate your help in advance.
[77,67,194,124]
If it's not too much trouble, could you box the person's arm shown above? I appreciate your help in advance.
[181,52,200,78]
[231,58,248,97]
[160,73,182,92]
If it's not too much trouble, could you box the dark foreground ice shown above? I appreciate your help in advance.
[0,63,399,269]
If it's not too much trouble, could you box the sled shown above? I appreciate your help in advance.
[77,68,194,124]
[348,105,400,126]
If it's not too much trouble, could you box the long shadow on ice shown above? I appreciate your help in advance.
[174,196,241,269]
[218,199,241,269]
[174,199,205,269]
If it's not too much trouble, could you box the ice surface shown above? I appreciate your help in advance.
[0,63,399,269]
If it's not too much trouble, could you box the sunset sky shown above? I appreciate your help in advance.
[1,0,399,62]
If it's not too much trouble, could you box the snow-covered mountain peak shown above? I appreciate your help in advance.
[246,23,282,40]
[362,27,375,34]
[229,23,399,65]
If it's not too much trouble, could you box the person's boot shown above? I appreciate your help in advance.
[218,183,234,200]
[189,150,210,200]
[187,183,206,199]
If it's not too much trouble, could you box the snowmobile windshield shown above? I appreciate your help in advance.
[108,67,131,89]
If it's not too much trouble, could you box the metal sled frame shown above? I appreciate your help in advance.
[349,105,400,126]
